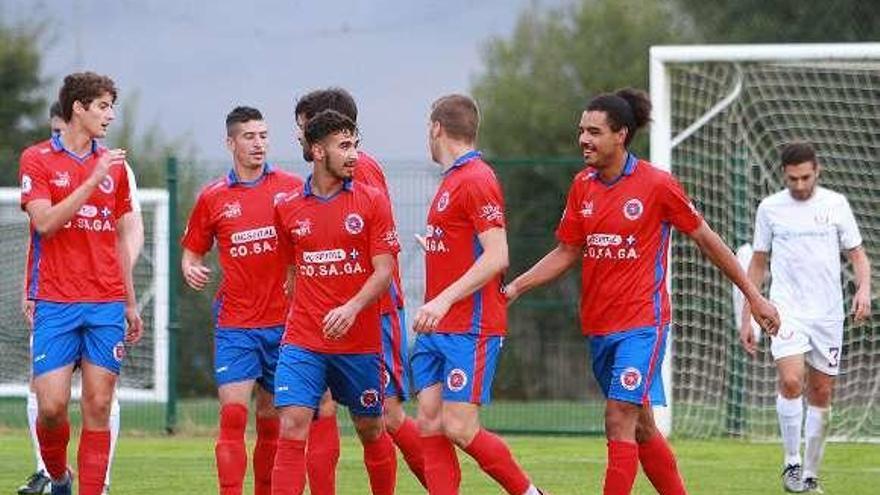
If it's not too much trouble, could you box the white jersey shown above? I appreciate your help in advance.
[752,186,862,321]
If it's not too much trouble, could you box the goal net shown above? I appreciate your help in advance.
[0,187,169,402]
[650,44,880,440]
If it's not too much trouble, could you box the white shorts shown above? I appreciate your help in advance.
[770,316,843,376]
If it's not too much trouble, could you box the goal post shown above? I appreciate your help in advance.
[0,187,169,403]
[650,43,880,439]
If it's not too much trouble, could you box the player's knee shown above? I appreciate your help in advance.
[317,396,337,417]
[807,383,833,407]
[441,410,479,447]
[353,417,384,443]
[38,400,68,426]
[279,410,311,440]
[382,399,405,431]
[81,389,113,419]
[778,376,803,398]
[605,402,639,441]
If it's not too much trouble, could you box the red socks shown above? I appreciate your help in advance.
[77,429,110,495]
[306,415,340,495]
[422,434,461,495]
[389,417,427,487]
[604,440,639,495]
[216,404,248,495]
[272,438,307,495]
[463,429,531,495]
[254,416,280,495]
[363,432,397,495]
[36,419,70,481]
[638,434,688,495]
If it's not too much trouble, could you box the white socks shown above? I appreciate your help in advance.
[803,405,829,479]
[523,485,542,495]
[106,394,121,486]
[776,394,803,466]
[27,391,46,473]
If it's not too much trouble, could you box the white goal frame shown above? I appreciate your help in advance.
[0,187,169,402]
[649,43,880,436]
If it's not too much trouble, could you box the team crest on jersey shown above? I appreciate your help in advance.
[620,367,642,391]
[99,175,115,194]
[580,201,594,217]
[222,201,242,219]
[113,342,126,362]
[447,368,469,392]
[623,198,643,220]
[360,389,380,408]
[52,171,71,188]
[21,175,32,194]
[437,191,450,212]
[479,203,504,222]
[344,213,364,234]
[292,219,312,238]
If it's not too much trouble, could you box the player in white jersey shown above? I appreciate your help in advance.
[18,101,143,495]
[740,142,871,494]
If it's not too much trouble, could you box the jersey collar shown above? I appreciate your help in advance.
[588,152,638,185]
[226,163,274,187]
[303,174,354,200]
[50,132,100,163]
[444,150,482,175]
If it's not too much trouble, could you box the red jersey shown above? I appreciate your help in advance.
[274,178,400,354]
[423,151,507,335]
[354,151,404,313]
[555,154,702,336]
[182,165,303,328]
[19,135,133,302]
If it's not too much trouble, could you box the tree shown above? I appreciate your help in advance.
[677,0,880,43]
[0,22,48,186]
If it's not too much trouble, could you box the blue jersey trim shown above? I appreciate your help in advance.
[596,152,638,187]
[225,163,274,187]
[444,150,482,175]
[470,235,485,334]
[302,174,353,202]
[652,222,671,325]
[51,133,99,163]
[28,232,42,299]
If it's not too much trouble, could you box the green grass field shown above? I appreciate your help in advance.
[2,431,878,494]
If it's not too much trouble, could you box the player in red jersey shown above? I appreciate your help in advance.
[412,94,544,495]
[182,106,303,495]
[19,72,143,495]
[504,88,780,495]
[293,88,426,491]
[271,110,398,495]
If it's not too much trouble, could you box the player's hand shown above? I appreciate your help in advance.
[323,302,359,340]
[89,149,126,186]
[739,320,758,356]
[183,264,212,291]
[22,297,35,329]
[125,305,143,344]
[748,295,780,336]
[852,287,871,323]
[502,282,520,305]
[414,233,428,252]
[413,297,451,333]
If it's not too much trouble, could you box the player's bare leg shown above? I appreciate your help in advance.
[217,380,256,495]
[253,386,279,495]
[802,366,834,492]
[604,399,641,495]
[383,396,426,487]
[417,383,461,494]
[79,361,118,495]
[33,364,75,488]
[351,414,396,495]
[273,406,315,495]
[635,406,687,495]
[776,355,807,492]
[306,391,339,495]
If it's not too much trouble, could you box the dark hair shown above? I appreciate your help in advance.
[295,88,358,123]
[586,88,651,146]
[49,101,63,120]
[225,106,263,135]
[780,142,818,168]
[430,94,480,143]
[58,72,118,122]
[304,110,358,151]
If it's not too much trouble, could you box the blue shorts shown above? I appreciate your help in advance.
[381,308,410,401]
[274,344,384,417]
[411,332,503,405]
[589,325,669,406]
[32,301,126,377]
[215,326,284,392]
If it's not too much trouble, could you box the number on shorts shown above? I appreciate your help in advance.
[828,347,840,368]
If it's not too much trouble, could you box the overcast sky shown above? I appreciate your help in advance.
[4,0,564,164]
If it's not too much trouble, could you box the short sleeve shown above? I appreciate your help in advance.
[555,180,585,247]
[19,151,51,210]
[369,193,400,257]
[660,173,702,234]
[752,202,772,253]
[837,197,863,251]
[125,162,142,213]
[114,162,133,219]
[273,200,296,265]
[464,178,505,233]
[181,192,215,254]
